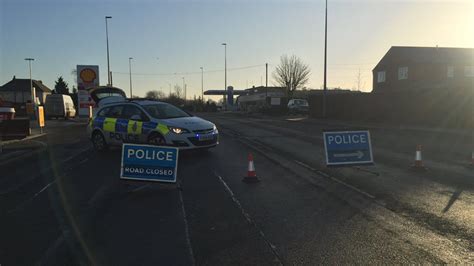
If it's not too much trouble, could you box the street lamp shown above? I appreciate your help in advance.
[105,16,112,86]
[221,43,227,110]
[200,67,204,102]
[128,57,133,98]
[24,58,35,119]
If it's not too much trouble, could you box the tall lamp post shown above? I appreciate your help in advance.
[221,43,227,110]
[322,0,328,118]
[200,67,204,102]
[128,57,133,98]
[105,16,112,86]
[25,58,35,119]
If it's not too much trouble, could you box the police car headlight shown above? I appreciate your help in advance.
[169,126,189,134]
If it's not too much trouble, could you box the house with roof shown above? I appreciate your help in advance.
[372,46,474,93]
[0,76,52,104]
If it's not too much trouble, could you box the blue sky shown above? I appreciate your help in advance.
[1,0,473,99]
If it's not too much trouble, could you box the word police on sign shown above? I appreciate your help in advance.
[121,144,179,183]
[323,130,374,166]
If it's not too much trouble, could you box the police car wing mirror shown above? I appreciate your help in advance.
[130,114,142,121]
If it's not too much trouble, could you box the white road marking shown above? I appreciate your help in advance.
[8,180,56,214]
[293,160,317,171]
[178,189,196,266]
[215,172,284,265]
[293,160,375,199]
[329,177,375,199]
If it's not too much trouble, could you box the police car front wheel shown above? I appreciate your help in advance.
[147,133,166,146]
[92,131,108,151]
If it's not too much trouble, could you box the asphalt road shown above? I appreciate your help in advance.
[0,115,472,265]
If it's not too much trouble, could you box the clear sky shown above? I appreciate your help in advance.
[1,0,473,99]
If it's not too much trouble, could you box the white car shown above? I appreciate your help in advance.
[86,86,219,151]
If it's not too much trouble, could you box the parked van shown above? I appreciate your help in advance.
[45,94,76,119]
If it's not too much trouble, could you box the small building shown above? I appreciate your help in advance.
[372,46,474,93]
[236,86,286,112]
[0,76,52,104]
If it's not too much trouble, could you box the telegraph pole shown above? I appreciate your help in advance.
[25,58,36,120]
[322,0,328,118]
[265,63,268,99]
[200,67,204,102]
[128,57,133,98]
[222,43,227,110]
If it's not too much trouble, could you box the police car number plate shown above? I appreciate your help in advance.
[198,134,214,141]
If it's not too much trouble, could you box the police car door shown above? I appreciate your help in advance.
[104,104,126,145]
[122,105,150,143]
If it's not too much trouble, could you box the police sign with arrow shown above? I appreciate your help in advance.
[323,130,374,166]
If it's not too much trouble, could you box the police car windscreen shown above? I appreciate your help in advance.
[143,103,190,119]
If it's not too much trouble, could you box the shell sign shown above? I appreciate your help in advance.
[77,65,99,90]
[77,65,99,116]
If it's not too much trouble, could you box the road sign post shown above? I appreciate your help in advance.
[323,130,374,166]
[121,144,179,183]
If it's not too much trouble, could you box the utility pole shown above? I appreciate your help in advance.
[200,67,204,102]
[222,43,227,110]
[105,16,112,86]
[182,77,186,100]
[128,57,133,98]
[156,57,159,92]
[25,58,36,120]
[322,0,328,118]
[265,63,268,99]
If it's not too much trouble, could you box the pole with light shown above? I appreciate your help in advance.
[322,0,328,118]
[200,67,204,102]
[25,58,36,119]
[105,16,112,86]
[128,57,133,98]
[222,43,227,110]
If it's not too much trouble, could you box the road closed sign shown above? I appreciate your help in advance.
[121,144,179,183]
[323,130,374,166]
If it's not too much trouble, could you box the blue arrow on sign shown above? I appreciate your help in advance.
[323,130,374,166]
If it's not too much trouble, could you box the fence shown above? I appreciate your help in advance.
[308,88,473,129]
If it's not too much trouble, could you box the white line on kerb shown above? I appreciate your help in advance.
[215,173,284,265]
[179,189,196,266]
[293,160,375,199]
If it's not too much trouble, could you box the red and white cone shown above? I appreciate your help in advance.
[411,144,427,170]
[242,153,260,183]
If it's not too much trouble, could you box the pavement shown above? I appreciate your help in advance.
[0,113,472,265]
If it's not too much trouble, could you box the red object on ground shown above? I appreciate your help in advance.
[412,144,427,170]
[242,153,260,183]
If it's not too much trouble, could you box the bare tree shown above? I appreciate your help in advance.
[273,55,311,96]
[173,85,183,99]
[145,90,165,99]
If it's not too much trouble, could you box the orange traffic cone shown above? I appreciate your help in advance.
[411,144,427,170]
[242,153,260,183]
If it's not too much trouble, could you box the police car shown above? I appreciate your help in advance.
[86,86,219,151]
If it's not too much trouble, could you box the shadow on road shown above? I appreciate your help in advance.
[442,188,462,213]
